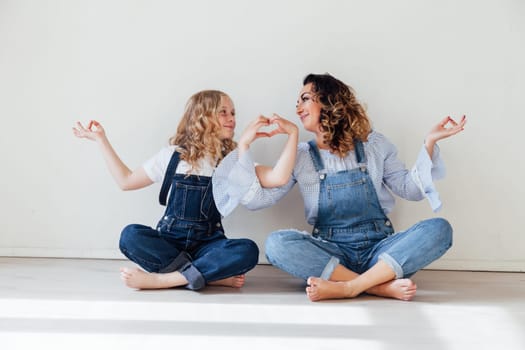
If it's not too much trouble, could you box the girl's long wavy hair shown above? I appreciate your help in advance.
[304,73,371,157]
[169,90,236,172]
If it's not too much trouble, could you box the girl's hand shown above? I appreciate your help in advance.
[238,115,298,154]
[238,115,273,152]
[72,120,106,142]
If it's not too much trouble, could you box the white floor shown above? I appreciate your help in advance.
[0,257,524,350]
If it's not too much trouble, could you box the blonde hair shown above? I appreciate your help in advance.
[304,74,371,157]
[169,90,237,171]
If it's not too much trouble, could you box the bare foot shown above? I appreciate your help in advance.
[367,278,417,301]
[306,277,355,301]
[208,275,246,288]
[306,277,417,302]
[119,267,188,290]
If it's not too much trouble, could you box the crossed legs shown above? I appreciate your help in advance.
[306,260,417,301]
[266,218,452,302]
[120,268,246,289]
[119,225,259,290]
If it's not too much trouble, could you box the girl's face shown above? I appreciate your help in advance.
[296,83,322,133]
[217,96,236,140]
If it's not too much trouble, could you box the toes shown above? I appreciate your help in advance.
[307,291,319,302]
[307,277,318,286]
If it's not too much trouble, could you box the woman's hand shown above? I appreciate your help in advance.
[72,120,106,142]
[425,115,467,157]
[268,114,299,137]
[253,114,299,188]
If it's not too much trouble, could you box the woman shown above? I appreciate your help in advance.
[213,74,466,301]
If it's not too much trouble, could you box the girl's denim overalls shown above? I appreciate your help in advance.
[119,151,259,290]
[265,140,452,280]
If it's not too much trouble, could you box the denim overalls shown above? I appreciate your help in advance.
[120,151,259,290]
[265,140,452,281]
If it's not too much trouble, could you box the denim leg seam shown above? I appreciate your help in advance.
[265,230,346,281]
[410,244,451,276]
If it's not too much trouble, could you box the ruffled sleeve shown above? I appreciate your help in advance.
[212,149,295,217]
[212,149,254,217]
[410,143,446,212]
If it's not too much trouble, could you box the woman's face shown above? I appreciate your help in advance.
[296,83,322,133]
[217,96,236,140]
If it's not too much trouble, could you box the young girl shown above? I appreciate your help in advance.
[72,90,298,290]
[213,74,466,301]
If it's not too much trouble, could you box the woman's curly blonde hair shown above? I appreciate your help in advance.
[304,74,371,157]
[169,90,236,172]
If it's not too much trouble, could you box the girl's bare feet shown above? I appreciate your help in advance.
[367,278,417,301]
[306,277,354,301]
[119,267,188,290]
[208,274,246,288]
[305,277,417,302]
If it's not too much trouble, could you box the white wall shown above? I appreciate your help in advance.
[1,0,523,271]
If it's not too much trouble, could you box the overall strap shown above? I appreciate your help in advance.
[307,140,325,172]
[354,140,367,164]
[158,151,181,206]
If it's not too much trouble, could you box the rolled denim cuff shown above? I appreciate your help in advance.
[378,252,404,279]
[319,256,340,280]
[180,264,206,290]
[159,251,192,273]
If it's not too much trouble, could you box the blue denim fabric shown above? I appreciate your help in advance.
[265,140,452,281]
[119,151,259,290]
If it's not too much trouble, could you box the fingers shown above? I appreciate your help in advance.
[458,114,467,128]
[75,121,86,131]
[250,115,275,133]
[442,115,467,127]
[247,113,296,139]
[72,121,86,137]
[266,128,283,137]
[254,115,270,126]
[447,115,467,133]
[74,120,96,133]
[269,113,282,123]
[439,116,458,129]
[439,115,467,131]
[254,131,271,139]
[438,116,451,127]
[87,120,102,132]
[269,113,290,127]
[72,120,104,140]
[430,115,467,142]
[74,120,101,131]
